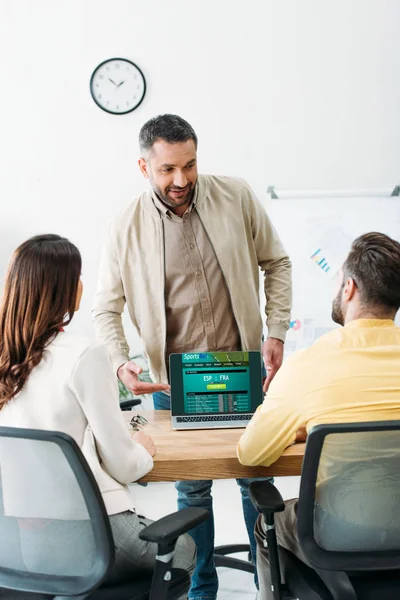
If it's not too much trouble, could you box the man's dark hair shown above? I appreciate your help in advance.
[343,232,400,312]
[139,114,198,156]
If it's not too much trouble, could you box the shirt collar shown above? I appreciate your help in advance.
[345,318,396,329]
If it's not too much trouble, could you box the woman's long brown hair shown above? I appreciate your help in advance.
[0,234,81,408]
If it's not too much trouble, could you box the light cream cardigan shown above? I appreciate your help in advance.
[93,175,292,382]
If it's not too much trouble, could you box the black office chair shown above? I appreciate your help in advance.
[0,426,208,600]
[214,543,254,574]
[250,421,400,600]
[120,398,142,411]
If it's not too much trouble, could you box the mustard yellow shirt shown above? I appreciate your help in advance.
[238,319,400,467]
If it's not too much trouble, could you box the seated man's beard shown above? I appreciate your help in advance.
[331,294,344,326]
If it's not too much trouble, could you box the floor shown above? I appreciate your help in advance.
[133,476,301,599]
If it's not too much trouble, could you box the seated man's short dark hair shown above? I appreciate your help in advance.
[343,232,400,311]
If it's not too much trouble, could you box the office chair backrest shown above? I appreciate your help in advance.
[297,421,400,572]
[0,426,114,597]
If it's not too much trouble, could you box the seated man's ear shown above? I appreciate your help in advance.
[343,277,357,303]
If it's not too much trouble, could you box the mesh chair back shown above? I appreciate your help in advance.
[0,427,114,596]
[298,421,400,572]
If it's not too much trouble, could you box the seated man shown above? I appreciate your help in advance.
[237,231,400,600]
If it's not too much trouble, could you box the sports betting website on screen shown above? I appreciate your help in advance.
[170,351,263,416]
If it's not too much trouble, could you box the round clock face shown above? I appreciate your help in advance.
[90,58,146,115]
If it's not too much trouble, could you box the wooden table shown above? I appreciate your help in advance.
[125,410,305,482]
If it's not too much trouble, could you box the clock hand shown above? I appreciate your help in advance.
[117,80,126,88]
[108,77,117,85]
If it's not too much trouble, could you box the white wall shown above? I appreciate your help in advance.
[1,0,399,353]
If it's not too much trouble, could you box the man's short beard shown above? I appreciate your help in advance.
[151,181,194,209]
[331,281,345,325]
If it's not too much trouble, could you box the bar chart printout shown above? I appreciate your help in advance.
[311,248,331,273]
[308,224,352,277]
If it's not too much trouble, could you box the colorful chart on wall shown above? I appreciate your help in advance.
[264,194,400,356]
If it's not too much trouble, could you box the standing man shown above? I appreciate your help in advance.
[93,114,292,600]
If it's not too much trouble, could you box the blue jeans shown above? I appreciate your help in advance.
[153,391,271,600]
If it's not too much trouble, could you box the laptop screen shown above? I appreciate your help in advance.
[169,351,263,416]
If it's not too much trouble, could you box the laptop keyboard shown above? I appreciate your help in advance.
[176,414,252,423]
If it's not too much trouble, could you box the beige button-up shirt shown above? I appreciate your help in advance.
[153,190,241,361]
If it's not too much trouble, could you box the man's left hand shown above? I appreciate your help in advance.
[262,337,284,392]
[295,426,308,443]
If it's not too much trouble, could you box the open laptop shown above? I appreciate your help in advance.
[169,351,264,430]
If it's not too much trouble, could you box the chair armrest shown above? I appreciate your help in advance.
[249,480,285,514]
[120,398,141,410]
[143,509,208,600]
[250,481,285,600]
[139,507,209,545]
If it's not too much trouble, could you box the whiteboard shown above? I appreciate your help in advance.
[264,194,400,356]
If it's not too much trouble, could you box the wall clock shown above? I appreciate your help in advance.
[90,58,146,115]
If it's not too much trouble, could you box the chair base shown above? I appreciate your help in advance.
[214,544,255,574]
[90,567,190,600]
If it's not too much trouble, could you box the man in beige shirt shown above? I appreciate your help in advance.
[93,114,292,600]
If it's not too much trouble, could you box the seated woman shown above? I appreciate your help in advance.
[0,234,195,589]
